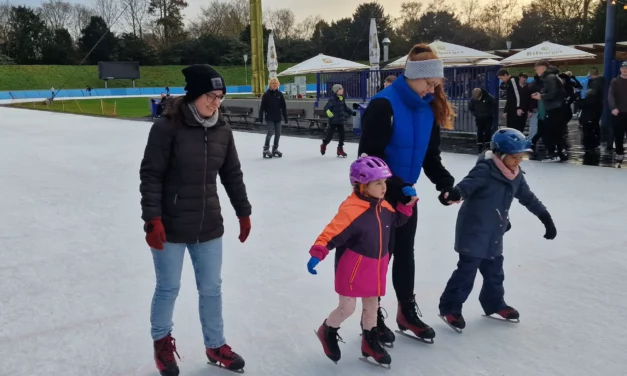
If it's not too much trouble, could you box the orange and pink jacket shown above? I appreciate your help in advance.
[309,192,414,298]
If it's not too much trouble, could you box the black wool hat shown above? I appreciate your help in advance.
[182,64,226,101]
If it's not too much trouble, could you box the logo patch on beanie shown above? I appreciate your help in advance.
[212,78,223,89]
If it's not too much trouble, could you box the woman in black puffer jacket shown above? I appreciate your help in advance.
[258,77,287,158]
[139,64,252,376]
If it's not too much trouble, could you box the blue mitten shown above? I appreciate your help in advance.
[402,186,417,197]
[307,257,320,275]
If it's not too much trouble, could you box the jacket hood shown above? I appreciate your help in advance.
[542,66,560,77]
[476,150,524,183]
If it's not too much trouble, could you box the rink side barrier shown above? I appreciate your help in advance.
[0,84,319,103]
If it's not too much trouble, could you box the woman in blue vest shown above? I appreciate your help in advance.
[357,43,460,346]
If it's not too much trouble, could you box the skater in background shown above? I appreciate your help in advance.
[321,84,355,157]
[576,89,601,153]
[531,60,567,162]
[497,69,527,132]
[307,155,417,367]
[468,87,498,153]
[384,75,396,88]
[358,43,459,346]
[140,64,252,376]
[438,128,557,332]
[258,77,288,158]
[608,61,627,167]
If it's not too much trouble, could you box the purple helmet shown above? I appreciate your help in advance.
[350,156,392,185]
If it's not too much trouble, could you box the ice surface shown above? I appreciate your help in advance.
[1,107,626,376]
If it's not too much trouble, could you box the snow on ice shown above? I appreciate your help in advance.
[0,107,626,376]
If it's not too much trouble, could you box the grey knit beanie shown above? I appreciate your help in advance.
[332,84,343,94]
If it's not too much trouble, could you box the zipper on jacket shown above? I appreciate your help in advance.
[197,128,208,243]
[349,255,363,291]
[375,202,383,297]
[173,193,178,204]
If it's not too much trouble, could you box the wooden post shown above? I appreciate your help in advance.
[101,99,104,115]
[113,101,117,116]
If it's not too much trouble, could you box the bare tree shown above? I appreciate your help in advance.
[266,8,295,40]
[294,15,322,40]
[194,0,248,38]
[0,0,10,48]
[92,0,119,27]
[120,0,149,37]
[478,0,521,40]
[458,0,481,27]
[70,4,93,40]
[40,0,73,30]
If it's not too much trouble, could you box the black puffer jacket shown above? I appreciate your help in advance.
[468,89,497,119]
[259,89,287,123]
[324,94,353,125]
[140,97,252,244]
[540,66,566,111]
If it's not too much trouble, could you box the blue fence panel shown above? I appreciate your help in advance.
[110,88,126,96]
[0,92,11,99]
[67,89,84,97]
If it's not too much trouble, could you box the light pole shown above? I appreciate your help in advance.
[382,37,391,63]
[244,54,248,87]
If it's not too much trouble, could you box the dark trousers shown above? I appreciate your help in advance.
[323,123,345,147]
[475,117,494,152]
[506,111,526,132]
[264,120,281,149]
[439,254,506,315]
[581,120,600,151]
[613,113,627,155]
[542,107,566,157]
[388,205,418,302]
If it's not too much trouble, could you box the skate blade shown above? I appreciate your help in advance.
[359,333,394,348]
[207,361,245,374]
[437,315,463,333]
[394,330,434,344]
[359,357,391,369]
[482,315,520,324]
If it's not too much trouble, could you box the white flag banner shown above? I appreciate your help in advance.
[267,32,278,78]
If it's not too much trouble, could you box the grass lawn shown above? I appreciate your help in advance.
[12,97,153,118]
[0,64,315,91]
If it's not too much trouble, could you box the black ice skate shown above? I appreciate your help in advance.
[315,320,343,363]
[483,306,520,323]
[361,307,395,348]
[615,154,624,168]
[437,313,465,333]
[153,333,180,376]
[206,344,245,373]
[320,143,327,156]
[337,146,347,158]
[396,295,436,344]
[263,148,273,159]
[360,328,391,369]
[272,147,283,158]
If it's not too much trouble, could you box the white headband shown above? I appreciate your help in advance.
[404,59,444,79]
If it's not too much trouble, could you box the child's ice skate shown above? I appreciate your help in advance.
[320,143,327,156]
[359,328,391,369]
[337,146,347,158]
[614,153,624,168]
[360,307,395,348]
[483,306,520,323]
[315,320,343,363]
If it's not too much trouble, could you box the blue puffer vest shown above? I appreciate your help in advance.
[370,75,435,184]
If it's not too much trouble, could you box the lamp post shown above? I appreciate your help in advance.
[244,54,248,87]
[506,41,512,50]
[382,37,391,63]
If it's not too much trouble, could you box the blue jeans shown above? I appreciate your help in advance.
[150,238,225,349]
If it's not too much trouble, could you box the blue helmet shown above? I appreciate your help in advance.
[490,128,532,154]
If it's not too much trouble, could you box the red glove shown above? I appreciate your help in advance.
[238,216,251,243]
[144,217,166,250]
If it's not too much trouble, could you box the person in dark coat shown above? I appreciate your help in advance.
[321,84,355,157]
[358,43,459,346]
[531,60,567,162]
[497,69,527,132]
[258,77,287,158]
[468,88,498,153]
[139,64,252,375]
[438,128,557,331]
[577,89,601,152]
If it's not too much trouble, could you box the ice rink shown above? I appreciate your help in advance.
[1,107,626,376]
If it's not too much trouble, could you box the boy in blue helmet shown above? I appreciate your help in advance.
[437,128,557,332]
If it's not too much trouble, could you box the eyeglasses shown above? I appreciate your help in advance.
[206,93,225,103]
[425,80,441,89]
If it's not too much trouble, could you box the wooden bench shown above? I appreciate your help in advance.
[286,108,307,129]
[305,109,330,132]
[223,106,254,126]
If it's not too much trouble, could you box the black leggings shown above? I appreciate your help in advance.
[388,206,418,302]
[323,123,346,147]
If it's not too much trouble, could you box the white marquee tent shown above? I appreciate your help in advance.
[277,54,369,76]
[385,40,501,68]
[500,41,596,65]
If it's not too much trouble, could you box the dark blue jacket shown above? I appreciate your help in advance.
[454,151,547,259]
[369,75,435,184]
[324,94,353,125]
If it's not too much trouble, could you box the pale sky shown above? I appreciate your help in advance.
[10,0,533,24]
